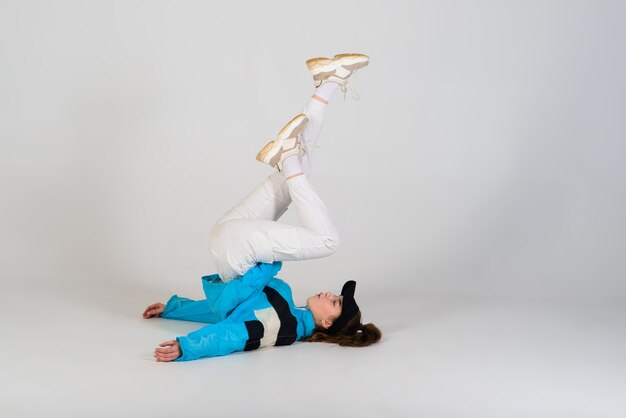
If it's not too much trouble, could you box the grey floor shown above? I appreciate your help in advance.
[2,277,625,418]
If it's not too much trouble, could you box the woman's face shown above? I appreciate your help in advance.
[306,291,343,328]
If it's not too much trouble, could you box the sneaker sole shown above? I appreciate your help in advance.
[306,57,331,70]
[334,53,370,71]
[256,137,299,168]
[277,113,308,140]
[307,54,369,87]
[256,140,277,164]
[307,53,369,74]
[256,114,308,165]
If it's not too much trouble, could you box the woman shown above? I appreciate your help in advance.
[143,53,381,362]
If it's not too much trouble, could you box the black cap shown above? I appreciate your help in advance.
[326,280,360,334]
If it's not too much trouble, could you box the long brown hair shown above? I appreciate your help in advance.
[304,311,381,347]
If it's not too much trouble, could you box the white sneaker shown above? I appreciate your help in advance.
[256,114,308,171]
[306,53,369,97]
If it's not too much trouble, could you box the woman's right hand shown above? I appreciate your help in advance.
[143,303,165,319]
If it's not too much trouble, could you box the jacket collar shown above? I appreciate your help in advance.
[294,306,316,337]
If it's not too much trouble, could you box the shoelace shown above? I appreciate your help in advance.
[340,81,360,101]
[299,138,319,152]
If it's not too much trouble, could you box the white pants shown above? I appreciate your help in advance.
[209,97,340,281]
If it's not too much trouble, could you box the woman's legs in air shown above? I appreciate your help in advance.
[209,54,368,280]
[209,95,336,281]
[211,91,334,229]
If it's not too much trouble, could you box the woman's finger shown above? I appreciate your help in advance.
[155,345,179,354]
[155,341,177,351]
[145,303,161,312]
[159,353,178,360]
[158,352,179,361]
[155,352,178,362]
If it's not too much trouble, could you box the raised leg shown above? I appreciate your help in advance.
[209,173,339,281]
[209,85,340,281]
[212,94,330,228]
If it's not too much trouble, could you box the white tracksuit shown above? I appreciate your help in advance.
[209,97,340,281]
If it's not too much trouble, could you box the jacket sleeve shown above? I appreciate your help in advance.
[239,261,283,290]
[201,262,283,314]
[161,262,283,326]
[160,295,222,324]
[174,321,250,361]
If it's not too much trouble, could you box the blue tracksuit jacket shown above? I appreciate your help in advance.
[160,261,316,361]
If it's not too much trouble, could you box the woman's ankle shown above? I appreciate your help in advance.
[312,94,328,104]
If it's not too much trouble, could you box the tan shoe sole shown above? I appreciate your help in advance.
[256,114,308,166]
[256,137,301,169]
[277,113,308,140]
[256,140,277,164]
[306,53,369,86]
[333,53,370,71]
[306,53,370,69]
[306,57,331,70]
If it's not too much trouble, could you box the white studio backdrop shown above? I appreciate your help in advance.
[1,0,625,307]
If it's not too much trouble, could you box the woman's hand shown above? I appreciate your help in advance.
[154,340,181,362]
[143,303,165,319]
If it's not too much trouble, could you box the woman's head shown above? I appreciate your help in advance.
[305,280,382,347]
[306,291,343,329]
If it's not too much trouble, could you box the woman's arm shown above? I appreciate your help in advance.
[156,321,250,362]
[239,261,283,290]
[158,295,223,323]
[152,262,284,324]
[198,262,284,319]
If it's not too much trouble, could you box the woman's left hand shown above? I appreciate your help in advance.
[154,340,181,362]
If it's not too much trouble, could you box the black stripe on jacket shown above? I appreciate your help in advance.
[243,320,263,351]
[242,286,298,351]
[263,286,297,346]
